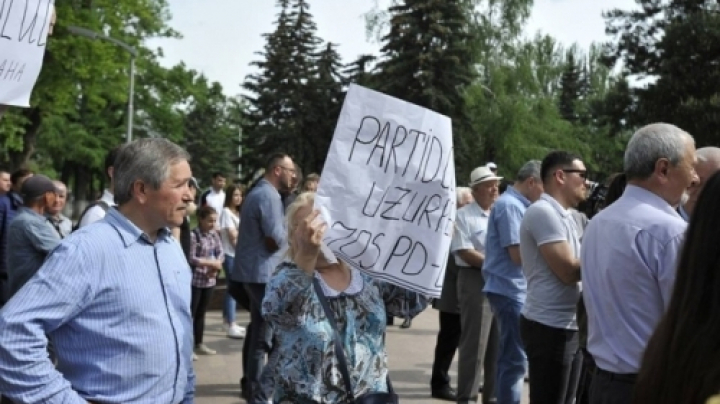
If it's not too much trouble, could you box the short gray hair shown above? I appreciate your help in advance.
[624,123,693,180]
[696,147,720,164]
[517,160,541,182]
[114,139,191,205]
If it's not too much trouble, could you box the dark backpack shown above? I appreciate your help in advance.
[198,189,212,207]
[72,200,110,232]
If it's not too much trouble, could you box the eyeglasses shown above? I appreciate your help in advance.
[562,169,588,179]
[278,166,296,174]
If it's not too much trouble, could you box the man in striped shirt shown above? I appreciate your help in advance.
[0,139,196,404]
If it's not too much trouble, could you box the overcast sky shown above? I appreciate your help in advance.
[151,0,636,96]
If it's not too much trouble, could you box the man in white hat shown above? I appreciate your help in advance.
[452,166,502,404]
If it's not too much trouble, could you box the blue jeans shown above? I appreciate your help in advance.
[222,255,237,324]
[486,292,526,404]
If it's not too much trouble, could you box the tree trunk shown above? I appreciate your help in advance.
[8,108,42,169]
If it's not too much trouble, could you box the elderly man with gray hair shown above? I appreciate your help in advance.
[580,123,698,404]
[679,146,720,220]
[482,160,544,404]
[0,139,196,404]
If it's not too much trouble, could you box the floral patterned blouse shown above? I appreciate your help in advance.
[261,261,427,404]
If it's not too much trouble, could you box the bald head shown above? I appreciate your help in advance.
[685,147,720,216]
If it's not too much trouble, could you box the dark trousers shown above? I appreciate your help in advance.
[230,281,268,404]
[520,316,580,404]
[190,286,215,345]
[589,368,635,404]
[576,348,596,404]
[430,311,462,390]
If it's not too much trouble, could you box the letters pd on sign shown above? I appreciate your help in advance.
[0,0,54,107]
[315,84,457,297]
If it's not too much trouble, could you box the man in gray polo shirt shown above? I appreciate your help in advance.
[230,153,295,403]
[519,151,587,404]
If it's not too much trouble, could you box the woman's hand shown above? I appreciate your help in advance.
[293,209,327,274]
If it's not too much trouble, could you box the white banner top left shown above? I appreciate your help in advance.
[0,0,55,107]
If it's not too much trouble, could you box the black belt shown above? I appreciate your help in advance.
[595,367,637,384]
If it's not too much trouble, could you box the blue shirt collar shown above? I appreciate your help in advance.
[104,208,173,247]
[623,185,681,219]
[505,186,531,208]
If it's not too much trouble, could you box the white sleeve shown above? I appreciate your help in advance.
[78,206,106,228]
[219,208,234,229]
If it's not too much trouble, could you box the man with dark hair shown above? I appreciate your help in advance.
[200,172,227,226]
[5,175,60,301]
[77,146,121,228]
[281,163,302,210]
[0,168,33,306]
[519,151,588,403]
[231,152,295,402]
[302,173,320,193]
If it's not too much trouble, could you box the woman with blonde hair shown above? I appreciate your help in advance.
[261,192,425,403]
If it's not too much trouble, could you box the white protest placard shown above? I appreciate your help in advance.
[0,0,54,107]
[315,84,456,297]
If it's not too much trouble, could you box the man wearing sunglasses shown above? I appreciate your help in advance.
[518,150,588,403]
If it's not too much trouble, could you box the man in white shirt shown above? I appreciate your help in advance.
[200,172,226,226]
[77,146,120,228]
[452,166,501,404]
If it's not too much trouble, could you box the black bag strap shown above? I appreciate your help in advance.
[312,277,355,399]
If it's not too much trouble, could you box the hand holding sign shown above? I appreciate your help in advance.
[315,84,456,297]
[292,208,329,274]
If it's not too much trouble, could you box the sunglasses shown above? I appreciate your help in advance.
[562,169,588,179]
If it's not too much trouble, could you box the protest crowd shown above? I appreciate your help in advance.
[3,3,720,404]
[0,121,718,404]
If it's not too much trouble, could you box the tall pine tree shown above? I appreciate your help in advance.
[240,0,331,178]
[603,0,720,146]
[558,51,582,123]
[305,42,344,173]
[375,0,476,176]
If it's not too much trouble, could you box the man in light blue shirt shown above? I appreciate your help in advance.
[581,123,698,404]
[0,139,196,404]
[482,160,544,404]
[231,152,295,403]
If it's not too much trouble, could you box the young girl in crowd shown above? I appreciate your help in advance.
[190,206,224,359]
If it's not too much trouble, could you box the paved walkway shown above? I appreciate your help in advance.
[194,309,530,403]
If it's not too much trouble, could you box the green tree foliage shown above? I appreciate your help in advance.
[603,0,720,145]
[183,82,241,186]
[0,1,242,205]
[240,0,344,180]
[375,0,477,177]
